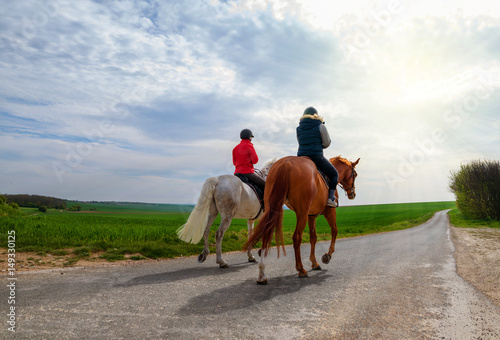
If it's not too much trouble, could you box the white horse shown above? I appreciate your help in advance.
[177,158,276,268]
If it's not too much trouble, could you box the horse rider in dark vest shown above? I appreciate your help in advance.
[296,107,339,207]
[232,129,266,193]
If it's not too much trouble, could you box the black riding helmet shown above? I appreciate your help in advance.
[240,129,254,140]
[303,106,318,115]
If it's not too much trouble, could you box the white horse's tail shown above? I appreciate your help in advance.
[177,177,218,244]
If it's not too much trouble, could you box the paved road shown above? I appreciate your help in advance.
[3,210,500,339]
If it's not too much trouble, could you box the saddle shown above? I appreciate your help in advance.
[300,156,330,189]
[234,173,264,209]
[317,169,330,188]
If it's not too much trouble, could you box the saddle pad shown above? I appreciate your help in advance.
[234,174,264,202]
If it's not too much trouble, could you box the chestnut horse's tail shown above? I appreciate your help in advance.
[244,160,289,257]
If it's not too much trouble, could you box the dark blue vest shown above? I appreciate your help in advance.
[297,118,323,156]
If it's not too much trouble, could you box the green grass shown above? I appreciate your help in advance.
[0,201,457,264]
[296,201,456,238]
[448,208,500,229]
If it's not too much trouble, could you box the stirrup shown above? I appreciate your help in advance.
[327,198,338,208]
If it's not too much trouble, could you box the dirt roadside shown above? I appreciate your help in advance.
[449,225,500,308]
[0,251,160,272]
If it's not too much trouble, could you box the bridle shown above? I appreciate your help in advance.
[338,166,357,196]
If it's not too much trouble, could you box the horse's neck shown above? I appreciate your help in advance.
[332,160,348,177]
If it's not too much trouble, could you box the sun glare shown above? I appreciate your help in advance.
[360,35,482,106]
[294,1,496,106]
[374,61,490,105]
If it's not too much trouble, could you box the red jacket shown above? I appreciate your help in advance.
[232,139,259,174]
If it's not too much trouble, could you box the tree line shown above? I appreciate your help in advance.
[449,159,500,220]
[3,194,67,210]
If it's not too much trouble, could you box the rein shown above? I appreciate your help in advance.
[338,166,357,196]
[254,168,264,179]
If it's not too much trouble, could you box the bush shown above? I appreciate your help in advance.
[0,194,23,217]
[39,206,48,213]
[449,160,500,220]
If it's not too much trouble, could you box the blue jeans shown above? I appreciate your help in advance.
[307,154,338,190]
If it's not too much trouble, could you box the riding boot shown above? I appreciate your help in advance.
[327,189,338,208]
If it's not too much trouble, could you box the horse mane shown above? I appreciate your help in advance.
[259,157,279,175]
[329,155,352,166]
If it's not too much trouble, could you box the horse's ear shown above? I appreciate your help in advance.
[352,158,360,167]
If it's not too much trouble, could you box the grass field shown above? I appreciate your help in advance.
[448,209,500,229]
[1,201,456,264]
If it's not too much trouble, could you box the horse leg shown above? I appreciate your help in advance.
[293,213,309,278]
[246,219,257,262]
[257,250,267,284]
[198,202,218,263]
[215,216,232,268]
[308,216,321,270]
[321,207,338,264]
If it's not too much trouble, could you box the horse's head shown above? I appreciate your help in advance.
[330,156,360,200]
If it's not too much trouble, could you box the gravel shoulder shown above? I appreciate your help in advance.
[449,225,500,308]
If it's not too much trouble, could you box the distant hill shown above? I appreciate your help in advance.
[66,201,194,213]
[1,194,195,213]
[4,194,66,209]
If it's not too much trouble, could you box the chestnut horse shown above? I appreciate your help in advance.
[244,156,359,283]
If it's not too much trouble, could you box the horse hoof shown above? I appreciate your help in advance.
[321,253,331,264]
[312,265,322,271]
[219,262,229,268]
[257,279,268,285]
[298,273,309,278]
[197,253,206,263]
[248,256,257,263]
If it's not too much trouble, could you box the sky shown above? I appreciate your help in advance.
[0,0,499,206]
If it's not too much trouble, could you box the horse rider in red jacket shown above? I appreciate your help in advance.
[232,129,265,193]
